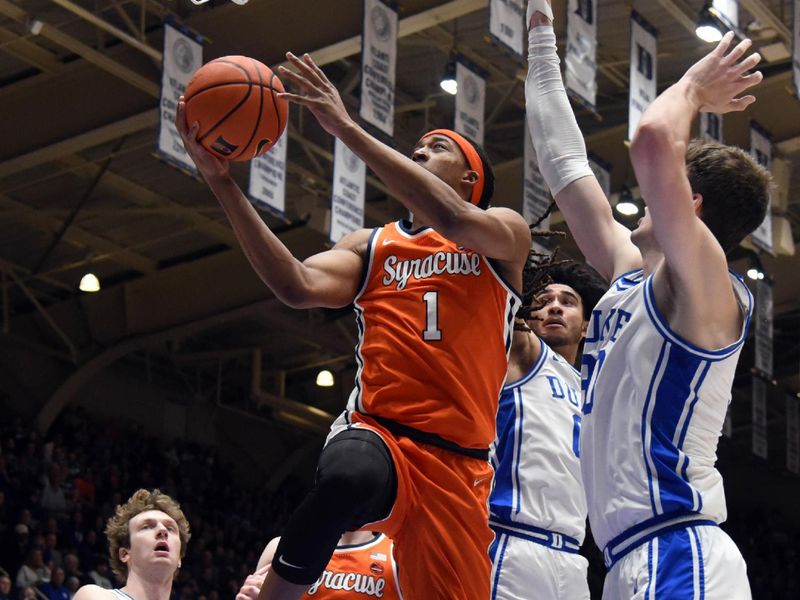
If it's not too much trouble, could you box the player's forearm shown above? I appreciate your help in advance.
[334,120,475,231]
[631,79,698,164]
[206,175,315,308]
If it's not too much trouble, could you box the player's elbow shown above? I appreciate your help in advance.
[630,120,685,172]
[271,280,316,310]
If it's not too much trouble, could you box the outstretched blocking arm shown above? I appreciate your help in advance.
[278,53,531,267]
[525,3,641,281]
[629,33,762,347]
[176,102,366,310]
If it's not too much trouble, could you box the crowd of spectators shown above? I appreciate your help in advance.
[0,407,305,600]
[1,405,799,599]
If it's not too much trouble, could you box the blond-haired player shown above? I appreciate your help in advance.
[74,489,191,600]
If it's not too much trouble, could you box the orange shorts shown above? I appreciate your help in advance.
[349,413,495,600]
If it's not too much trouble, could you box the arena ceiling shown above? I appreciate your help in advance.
[0,0,799,440]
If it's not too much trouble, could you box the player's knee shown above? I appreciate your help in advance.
[316,429,395,513]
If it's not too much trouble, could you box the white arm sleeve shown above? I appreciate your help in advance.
[525,26,594,196]
[527,0,553,23]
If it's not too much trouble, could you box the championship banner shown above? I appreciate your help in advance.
[248,125,288,216]
[712,0,739,29]
[699,113,723,142]
[566,0,598,110]
[787,395,800,474]
[750,122,773,254]
[628,12,657,141]
[158,21,203,173]
[330,138,366,243]
[360,0,398,136]
[755,278,773,378]
[793,0,800,100]
[588,154,611,202]
[523,127,552,229]
[752,375,768,459]
[455,60,486,145]
[489,0,525,59]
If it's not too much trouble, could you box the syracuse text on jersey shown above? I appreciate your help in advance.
[381,249,482,290]
[306,568,387,597]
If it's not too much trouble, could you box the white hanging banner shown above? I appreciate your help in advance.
[566,0,598,110]
[787,395,800,474]
[330,138,366,243]
[793,0,800,100]
[755,278,774,378]
[489,0,525,59]
[248,124,288,216]
[523,126,552,229]
[699,113,723,142]
[360,0,398,136]
[158,21,203,174]
[750,122,774,255]
[752,376,768,459]
[712,0,739,29]
[628,12,658,141]
[455,60,486,145]
[588,154,611,203]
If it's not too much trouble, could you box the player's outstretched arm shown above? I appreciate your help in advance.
[525,1,641,281]
[629,32,762,347]
[278,53,530,266]
[176,101,366,310]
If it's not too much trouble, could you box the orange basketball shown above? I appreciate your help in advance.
[184,55,288,162]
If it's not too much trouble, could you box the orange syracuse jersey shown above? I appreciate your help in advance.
[303,534,402,599]
[349,220,521,449]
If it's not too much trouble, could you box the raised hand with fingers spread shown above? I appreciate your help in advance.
[681,31,763,114]
[277,52,354,138]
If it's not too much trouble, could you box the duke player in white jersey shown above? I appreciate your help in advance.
[74,489,191,600]
[490,261,607,600]
[524,1,770,598]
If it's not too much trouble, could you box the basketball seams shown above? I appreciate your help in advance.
[195,60,253,144]
[185,81,284,100]
[268,70,284,151]
[231,57,267,161]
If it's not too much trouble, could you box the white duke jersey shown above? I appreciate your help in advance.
[581,270,752,550]
[490,340,588,543]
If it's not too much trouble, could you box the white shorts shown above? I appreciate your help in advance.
[489,531,590,600]
[603,523,751,600]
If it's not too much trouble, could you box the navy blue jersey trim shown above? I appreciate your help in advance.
[336,532,382,550]
[397,219,431,236]
[503,338,549,390]
[354,227,381,297]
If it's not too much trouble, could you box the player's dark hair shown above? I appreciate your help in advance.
[686,139,771,255]
[546,262,608,320]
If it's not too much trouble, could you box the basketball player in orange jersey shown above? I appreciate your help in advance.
[236,532,402,600]
[176,50,531,599]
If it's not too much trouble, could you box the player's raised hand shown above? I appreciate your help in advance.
[174,97,230,181]
[234,564,270,600]
[278,52,354,138]
[681,31,763,114]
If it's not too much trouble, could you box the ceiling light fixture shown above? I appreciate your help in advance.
[316,369,334,387]
[696,3,723,43]
[440,60,457,95]
[614,187,642,217]
[79,273,101,293]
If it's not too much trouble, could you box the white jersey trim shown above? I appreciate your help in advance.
[352,228,382,413]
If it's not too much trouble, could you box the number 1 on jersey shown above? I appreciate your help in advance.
[422,291,442,341]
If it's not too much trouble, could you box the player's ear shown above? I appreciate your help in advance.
[462,169,479,185]
[691,192,703,216]
[119,547,129,564]
[580,319,589,341]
